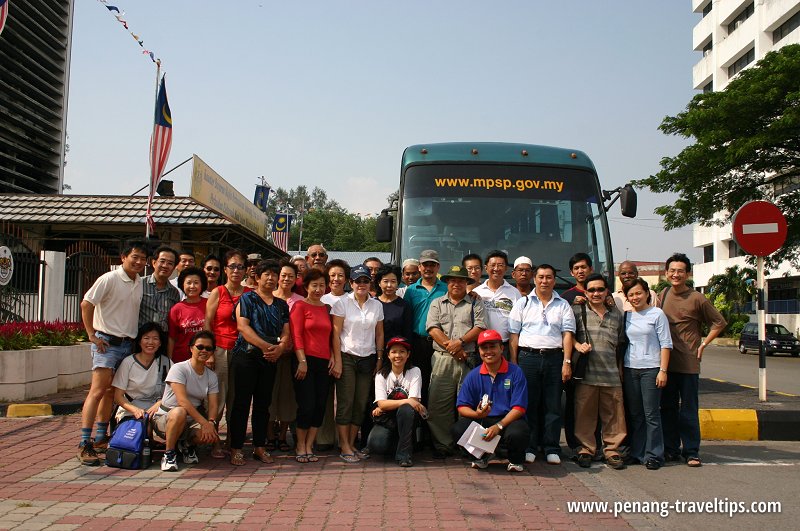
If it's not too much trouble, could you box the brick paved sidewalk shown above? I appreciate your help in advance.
[0,414,630,530]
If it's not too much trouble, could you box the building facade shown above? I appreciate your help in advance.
[691,0,800,330]
[0,0,74,195]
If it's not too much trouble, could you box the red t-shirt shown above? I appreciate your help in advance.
[290,300,332,360]
[169,299,208,362]
[210,285,251,350]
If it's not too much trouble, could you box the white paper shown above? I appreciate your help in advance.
[456,421,501,458]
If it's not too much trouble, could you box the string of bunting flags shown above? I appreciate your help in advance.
[97,0,161,66]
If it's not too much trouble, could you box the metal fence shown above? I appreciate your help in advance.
[64,242,113,322]
[743,299,800,315]
[0,222,43,322]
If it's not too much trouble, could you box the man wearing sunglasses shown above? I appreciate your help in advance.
[571,274,627,470]
[138,245,181,333]
[509,264,575,466]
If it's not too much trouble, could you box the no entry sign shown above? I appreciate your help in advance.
[732,201,788,257]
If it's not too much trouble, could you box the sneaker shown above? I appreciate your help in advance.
[161,452,179,472]
[178,441,199,464]
[398,458,413,468]
[546,453,561,465]
[576,453,592,468]
[606,455,626,470]
[471,454,491,469]
[525,452,536,463]
[77,442,100,466]
[507,462,524,472]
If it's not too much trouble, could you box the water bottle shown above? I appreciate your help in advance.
[142,437,151,469]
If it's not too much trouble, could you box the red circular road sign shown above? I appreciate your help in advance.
[732,201,788,257]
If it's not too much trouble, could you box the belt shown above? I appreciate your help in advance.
[97,331,132,346]
[519,347,563,355]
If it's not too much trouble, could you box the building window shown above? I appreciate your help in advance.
[774,10,800,44]
[702,2,712,17]
[728,3,754,34]
[703,244,714,263]
[771,173,800,197]
[702,80,713,93]
[728,240,744,259]
[702,40,713,57]
[728,48,755,78]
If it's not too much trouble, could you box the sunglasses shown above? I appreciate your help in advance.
[353,277,371,284]
[205,266,221,272]
[309,252,327,258]
[193,344,214,351]
[226,264,246,271]
[585,288,607,293]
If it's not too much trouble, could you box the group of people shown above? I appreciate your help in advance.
[77,241,726,473]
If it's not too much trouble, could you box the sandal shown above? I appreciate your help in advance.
[686,457,702,467]
[307,453,319,463]
[210,447,226,459]
[295,454,310,463]
[253,448,274,464]
[278,440,291,452]
[339,453,359,463]
[230,450,246,466]
[265,439,277,452]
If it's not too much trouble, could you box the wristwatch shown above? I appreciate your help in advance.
[563,359,572,365]
[496,422,505,431]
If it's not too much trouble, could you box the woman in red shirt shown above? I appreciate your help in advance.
[204,249,249,458]
[168,267,208,363]
[290,268,337,463]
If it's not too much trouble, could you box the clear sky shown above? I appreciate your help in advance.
[65,0,700,263]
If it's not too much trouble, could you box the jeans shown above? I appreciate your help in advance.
[367,403,417,461]
[661,371,700,459]
[451,415,530,465]
[624,367,664,463]
[229,350,277,449]
[518,349,564,455]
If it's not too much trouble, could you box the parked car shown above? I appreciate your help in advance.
[738,322,800,357]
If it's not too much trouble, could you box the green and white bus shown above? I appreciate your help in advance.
[376,142,637,288]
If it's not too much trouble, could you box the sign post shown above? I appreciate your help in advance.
[732,201,788,402]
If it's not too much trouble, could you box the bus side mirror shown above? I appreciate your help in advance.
[376,211,394,242]
[620,184,637,218]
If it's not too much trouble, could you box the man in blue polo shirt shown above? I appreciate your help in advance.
[452,329,530,472]
[402,249,447,406]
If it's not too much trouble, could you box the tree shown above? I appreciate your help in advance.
[636,44,800,267]
[706,265,756,317]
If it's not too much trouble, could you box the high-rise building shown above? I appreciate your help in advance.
[691,1,800,295]
[0,0,74,195]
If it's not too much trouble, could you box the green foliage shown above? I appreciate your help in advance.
[0,321,87,351]
[636,44,800,267]
[726,315,750,339]
[706,265,756,317]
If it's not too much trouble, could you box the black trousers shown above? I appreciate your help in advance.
[411,334,434,406]
[292,356,332,429]
[229,351,277,449]
[452,415,530,465]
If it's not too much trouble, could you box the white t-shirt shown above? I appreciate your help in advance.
[321,292,345,307]
[331,293,384,357]
[83,267,142,339]
[112,354,172,409]
[161,360,219,409]
[471,280,520,341]
[374,367,422,401]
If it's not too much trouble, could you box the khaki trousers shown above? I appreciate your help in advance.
[574,383,627,458]
[428,351,469,452]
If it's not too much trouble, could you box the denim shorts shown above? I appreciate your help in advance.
[91,332,133,371]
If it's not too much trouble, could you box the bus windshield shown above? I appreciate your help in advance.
[400,163,611,284]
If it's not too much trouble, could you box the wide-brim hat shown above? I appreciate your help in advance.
[440,265,477,285]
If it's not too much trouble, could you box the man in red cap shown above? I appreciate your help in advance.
[452,329,530,472]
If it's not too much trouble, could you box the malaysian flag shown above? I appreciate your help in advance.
[0,0,9,38]
[271,214,292,252]
[146,75,172,237]
[254,185,270,212]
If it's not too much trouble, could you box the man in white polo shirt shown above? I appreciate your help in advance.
[471,250,519,359]
[78,241,147,465]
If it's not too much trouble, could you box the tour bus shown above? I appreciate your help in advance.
[376,142,637,289]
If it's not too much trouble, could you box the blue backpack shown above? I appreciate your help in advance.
[105,415,148,469]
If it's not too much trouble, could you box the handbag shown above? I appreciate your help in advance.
[106,414,148,469]
[572,305,591,380]
[355,354,377,375]
[372,384,410,431]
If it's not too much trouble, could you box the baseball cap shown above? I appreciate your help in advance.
[514,256,533,268]
[477,329,503,345]
[350,264,371,280]
[419,249,440,264]
[386,336,412,350]
[247,253,262,263]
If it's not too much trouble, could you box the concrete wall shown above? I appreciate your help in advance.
[0,344,91,401]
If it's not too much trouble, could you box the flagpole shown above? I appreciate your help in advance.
[145,61,161,239]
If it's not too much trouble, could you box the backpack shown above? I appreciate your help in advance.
[105,415,148,469]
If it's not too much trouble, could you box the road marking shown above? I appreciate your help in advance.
[704,461,797,466]
[775,391,799,397]
[742,222,779,234]
[738,384,756,389]
[709,378,727,383]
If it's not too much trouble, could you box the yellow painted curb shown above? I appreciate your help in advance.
[699,409,758,440]
[5,404,53,418]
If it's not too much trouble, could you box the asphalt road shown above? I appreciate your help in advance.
[700,344,800,396]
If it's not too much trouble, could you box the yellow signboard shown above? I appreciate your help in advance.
[190,155,268,240]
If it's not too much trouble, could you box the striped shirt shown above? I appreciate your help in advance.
[573,303,625,386]
[138,274,181,333]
